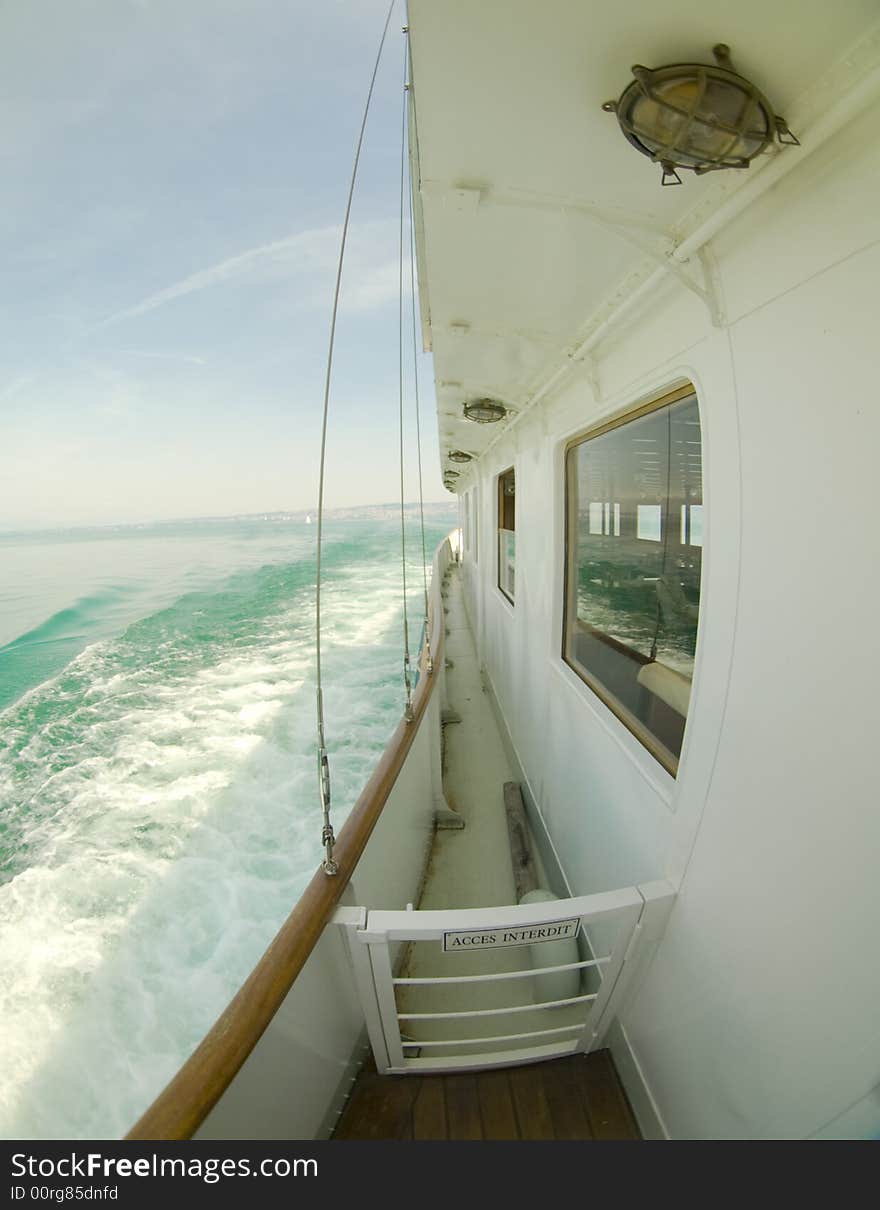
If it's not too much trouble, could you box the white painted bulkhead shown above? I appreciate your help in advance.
[455,90,880,1139]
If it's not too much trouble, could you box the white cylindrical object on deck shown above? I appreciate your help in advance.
[519,888,582,1004]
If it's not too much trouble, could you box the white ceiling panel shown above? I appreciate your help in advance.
[407,0,878,482]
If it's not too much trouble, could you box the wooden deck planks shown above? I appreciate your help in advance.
[333,1072,421,1140]
[508,1064,555,1140]
[412,1077,447,1140]
[445,1075,483,1140]
[476,1069,519,1140]
[333,1050,640,1141]
[579,1050,640,1140]
[540,1056,594,1140]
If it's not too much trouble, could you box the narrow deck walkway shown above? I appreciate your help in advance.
[333,559,641,1142]
[333,1051,640,1140]
[395,560,566,1046]
[418,558,525,910]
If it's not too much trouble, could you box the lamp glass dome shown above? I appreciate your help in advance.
[604,46,794,182]
[463,399,506,424]
[621,70,771,168]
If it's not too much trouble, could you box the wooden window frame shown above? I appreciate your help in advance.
[497,466,516,604]
[562,383,699,776]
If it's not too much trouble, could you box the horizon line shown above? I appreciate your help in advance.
[0,500,458,536]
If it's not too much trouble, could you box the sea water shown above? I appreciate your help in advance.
[0,506,455,1139]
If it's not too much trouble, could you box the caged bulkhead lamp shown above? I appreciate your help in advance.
[463,399,507,424]
[602,43,799,186]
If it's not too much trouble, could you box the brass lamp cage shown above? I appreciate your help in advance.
[463,399,507,424]
[603,44,798,186]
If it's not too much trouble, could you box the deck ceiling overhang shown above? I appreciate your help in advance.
[406,0,878,483]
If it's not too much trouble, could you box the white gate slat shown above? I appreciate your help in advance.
[576,900,643,1054]
[334,907,391,1073]
[361,886,644,942]
[402,1022,585,1049]
[587,880,677,1048]
[397,991,596,1021]
[367,938,406,1071]
[400,1040,580,1074]
[393,956,608,986]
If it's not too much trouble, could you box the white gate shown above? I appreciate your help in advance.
[336,881,674,1074]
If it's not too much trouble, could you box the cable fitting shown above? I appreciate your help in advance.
[319,747,331,809]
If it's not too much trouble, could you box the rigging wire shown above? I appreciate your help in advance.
[406,47,432,675]
[397,24,414,722]
[314,0,396,876]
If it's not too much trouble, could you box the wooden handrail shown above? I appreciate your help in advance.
[126,539,451,1140]
[574,616,652,666]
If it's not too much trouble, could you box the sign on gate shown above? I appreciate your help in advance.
[442,917,579,952]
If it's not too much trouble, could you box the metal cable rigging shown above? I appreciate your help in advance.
[314,0,396,876]
[397,25,414,723]
[406,50,432,675]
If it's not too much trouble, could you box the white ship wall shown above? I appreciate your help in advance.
[457,96,880,1139]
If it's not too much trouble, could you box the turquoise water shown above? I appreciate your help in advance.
[0,506,455,1139]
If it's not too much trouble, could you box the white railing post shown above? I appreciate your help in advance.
[366,936,407,1072]
[587,880,677,1048]
[576,899,643,1053]
[334,906,391,1074]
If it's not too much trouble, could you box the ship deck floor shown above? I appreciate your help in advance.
[394,558,557,1038]
[334,560,640,1142]
[333,1050,640,1141]
[418,556,527,912]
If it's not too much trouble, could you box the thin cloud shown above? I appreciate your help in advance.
[95,226,339,329]
[119,349,207,367]
[94,222,401,331]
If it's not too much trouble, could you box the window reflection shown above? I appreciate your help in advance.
[497,468,516,603]
[564,390,702,774]
[637,504,662,542]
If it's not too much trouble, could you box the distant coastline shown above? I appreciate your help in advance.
[0,500,457,541]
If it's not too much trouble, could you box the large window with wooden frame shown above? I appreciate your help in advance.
[497,468,516,603]
[563,386,702,775]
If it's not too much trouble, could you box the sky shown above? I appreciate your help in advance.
[0,0,446,527]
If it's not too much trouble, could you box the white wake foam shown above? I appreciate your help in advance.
[0,540,434,1138]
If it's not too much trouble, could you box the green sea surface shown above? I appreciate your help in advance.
[0,505,455,1138]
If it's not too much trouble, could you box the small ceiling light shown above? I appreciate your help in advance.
[602,44,798,186]
[448,450,473,463]
[463,398,507,424]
